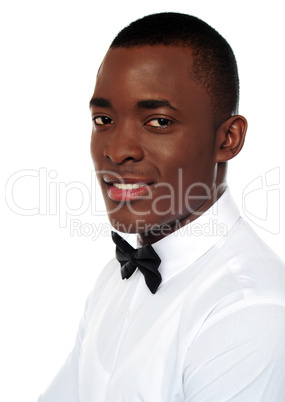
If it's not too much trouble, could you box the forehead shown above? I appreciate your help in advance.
[99,45,192,76]
[93,46,211,115]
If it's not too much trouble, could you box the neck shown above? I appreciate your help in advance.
[139,163,227,245]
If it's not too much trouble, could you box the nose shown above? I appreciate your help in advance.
[103,124,144,165]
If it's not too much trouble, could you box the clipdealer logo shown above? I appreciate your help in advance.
[242,167,280,235]
[5,166,281,237]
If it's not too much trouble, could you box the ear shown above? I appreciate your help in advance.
[215,115,248,162]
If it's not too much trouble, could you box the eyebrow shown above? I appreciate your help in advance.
[136,99,177,111]
[89,97,111,108]
[89,97,177,111]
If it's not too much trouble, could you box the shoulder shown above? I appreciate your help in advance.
[185,217,285,335]
[215,217,285,302]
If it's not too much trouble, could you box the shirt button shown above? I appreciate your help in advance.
[127,309,131,319]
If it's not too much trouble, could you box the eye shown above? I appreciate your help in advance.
[145,118,172,129]
[93,116,114,126]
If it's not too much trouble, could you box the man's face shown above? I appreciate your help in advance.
[90,46,221,236]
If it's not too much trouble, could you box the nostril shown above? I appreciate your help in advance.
[103,140,144,164]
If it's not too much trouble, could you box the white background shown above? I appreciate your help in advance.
[1,0,284,400]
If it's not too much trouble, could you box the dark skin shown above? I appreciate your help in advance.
[90,46,247,245]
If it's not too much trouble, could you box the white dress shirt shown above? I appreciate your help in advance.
[38,189,285,401]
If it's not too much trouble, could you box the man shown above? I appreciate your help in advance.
[39,12,285,401]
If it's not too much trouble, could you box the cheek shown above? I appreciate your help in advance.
[90,132,96,157]
[90,133,103,168]
[166,141,217,193]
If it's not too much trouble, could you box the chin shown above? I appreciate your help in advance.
[108,214,150,234]
[107,210,177,236]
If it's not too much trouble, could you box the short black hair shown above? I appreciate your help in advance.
[111,12,239,129]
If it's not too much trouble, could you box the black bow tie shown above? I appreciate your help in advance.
[111,231,162,294]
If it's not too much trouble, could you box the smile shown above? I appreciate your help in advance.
[106,180,153,202]
[113,183,146,190]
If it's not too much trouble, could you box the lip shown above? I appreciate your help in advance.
[103,177,154,202]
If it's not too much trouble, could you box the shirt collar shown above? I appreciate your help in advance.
[144,188,240,285]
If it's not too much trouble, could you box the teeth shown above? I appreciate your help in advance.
[113,183,146,190]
